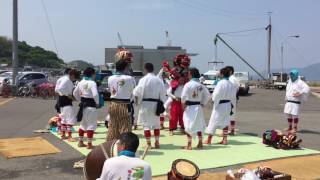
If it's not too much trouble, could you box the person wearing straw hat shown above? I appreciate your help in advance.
[284,69,310,134]
[106,59,136,142]
[98,132,152,180]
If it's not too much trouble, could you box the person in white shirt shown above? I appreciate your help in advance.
[181,68,210,150]
[54,69,78,141]
[225,66,240,135]
[54,68,71,133]
[167,77,185,136]
[133,63,166,148]
[73,67,99,149]
[284,69,310,134]
[205,67,237,145]
[107,60,136,142]
[98,132,152,180]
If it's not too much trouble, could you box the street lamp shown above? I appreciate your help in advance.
[280,35,300,81]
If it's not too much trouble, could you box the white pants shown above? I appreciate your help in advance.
[206,103,231,135]
[80,107,98,131]
[60,106,76,125]
[284,102,300,116]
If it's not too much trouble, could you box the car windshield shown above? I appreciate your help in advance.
[0,72,12,77]
[204,75,217,80]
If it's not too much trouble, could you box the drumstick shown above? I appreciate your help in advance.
[140,145,150,160]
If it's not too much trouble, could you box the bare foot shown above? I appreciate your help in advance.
[68,137,77,142]
[87,143,94,149]
[182,146,192,150]
[203,139,212,145]
[169,131,174,136]
[61,135,67,140]
[218,140,227,145]
[78,141,87,147]
[154,141,160,149]
[197,142,203,149]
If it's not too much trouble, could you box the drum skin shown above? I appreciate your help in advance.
[84,140,118,180]
[167,159,200,180]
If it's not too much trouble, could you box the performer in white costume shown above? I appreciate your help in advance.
[225,66,239,135]
[54,69,78,141]
[205,68,237,145]
[284,69,310,134]
[73,67,99,149]
[181,68,210,150]
[133,63,166,148]
[107,60,136,142]
[98,132,152,180]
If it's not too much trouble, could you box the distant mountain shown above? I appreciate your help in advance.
[298,63,320,80]
[67,60,94,70]
[251,63,320,81]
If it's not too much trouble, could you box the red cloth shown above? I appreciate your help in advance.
[154,129,160,136]
[169,100,184,130]
[144,130,151,138]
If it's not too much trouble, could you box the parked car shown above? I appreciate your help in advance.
[234,71,250,95]
[16,72,48,87]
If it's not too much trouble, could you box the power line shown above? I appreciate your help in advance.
[218,27,266,35]
[41,0,59,57]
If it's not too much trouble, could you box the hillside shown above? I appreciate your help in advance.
[0,36,64,68]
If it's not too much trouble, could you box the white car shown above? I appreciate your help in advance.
[202,70,219,92]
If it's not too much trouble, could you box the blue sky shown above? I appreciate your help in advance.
[0,0,319,74]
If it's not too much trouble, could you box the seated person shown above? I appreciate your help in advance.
[98,132,152,180]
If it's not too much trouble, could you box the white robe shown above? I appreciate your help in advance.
[133,73,166,129]
[54,75,76,125]
[229,75,239,120]
[284,78,310,116]
[206,79,237,134]
[97,155,152,180]
[181,80,210,136]
[73,79,99,131]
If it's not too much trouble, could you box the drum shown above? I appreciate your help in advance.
[167,159,200,180]
[83,140,120,180]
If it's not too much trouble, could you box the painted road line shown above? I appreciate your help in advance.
[0,97,15,106]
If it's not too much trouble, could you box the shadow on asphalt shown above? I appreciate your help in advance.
[298,129,320,135]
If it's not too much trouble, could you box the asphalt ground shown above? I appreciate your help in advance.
[0,88,319,180]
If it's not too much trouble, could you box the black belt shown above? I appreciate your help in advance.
[77,97,97,122]
[110,98,131,103]
[142,98,159,102]
[219,100,230,104]
[55,95,72,113]
[185,101,201,106]
[287,100,301,104]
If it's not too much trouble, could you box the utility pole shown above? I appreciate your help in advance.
[266,12,272,84]
[12,0,19,85]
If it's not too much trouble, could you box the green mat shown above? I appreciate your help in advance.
[51,124,319,176]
